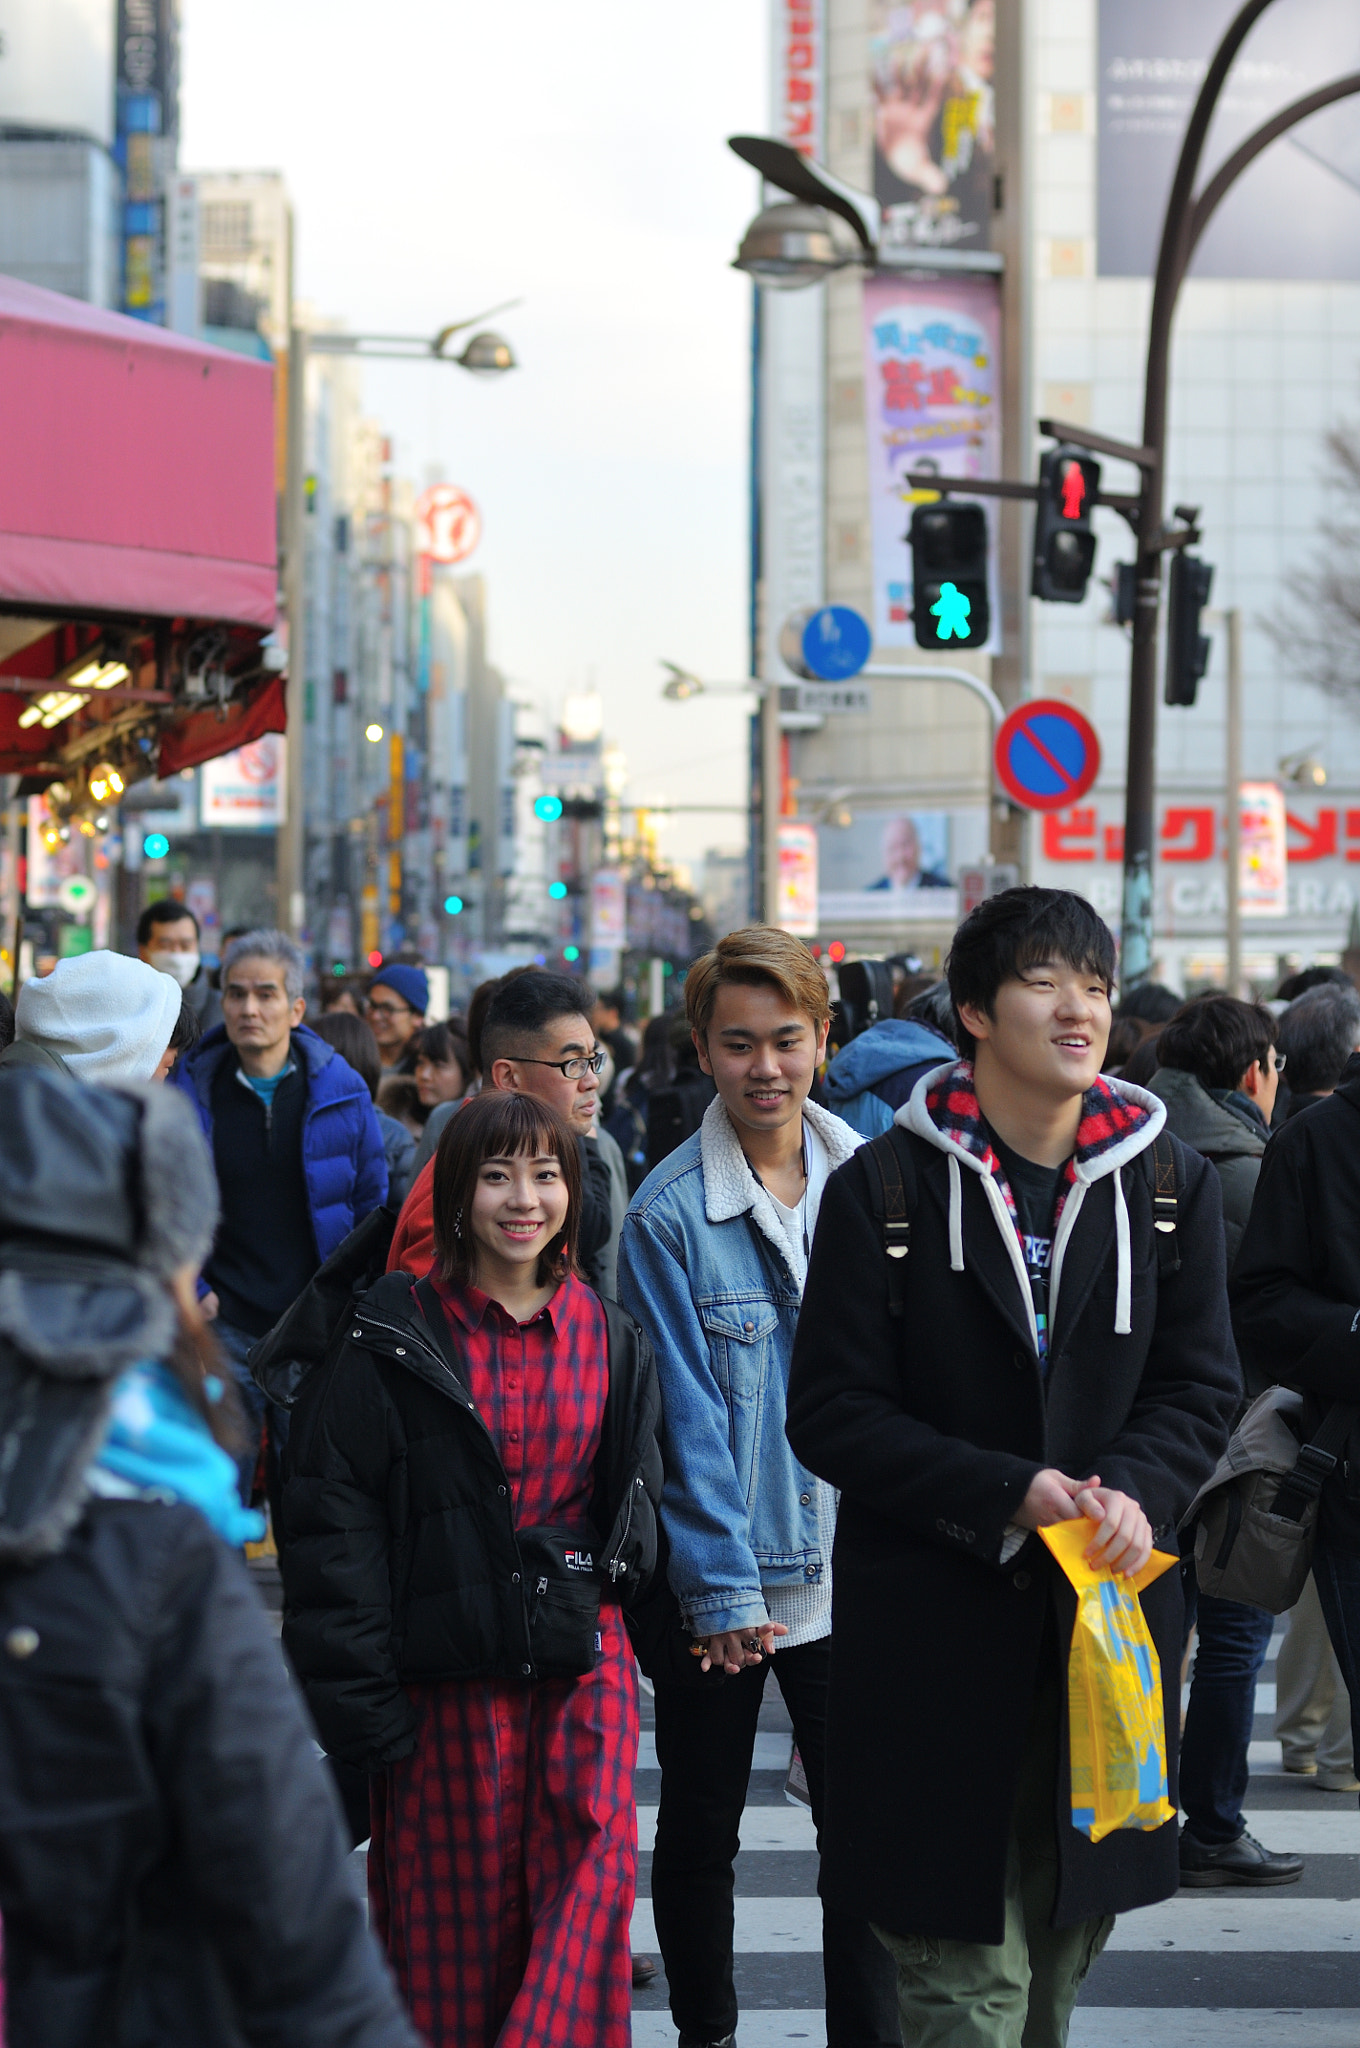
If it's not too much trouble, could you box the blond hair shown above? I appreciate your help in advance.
[685,927,831,1042]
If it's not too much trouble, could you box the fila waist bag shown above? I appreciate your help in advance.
[517,1524,603,1678]
[1182,1388,1359,1615]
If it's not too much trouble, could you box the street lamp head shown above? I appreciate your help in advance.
[732,200,851,289]
[457,330,516,375]
[661,661,704,701]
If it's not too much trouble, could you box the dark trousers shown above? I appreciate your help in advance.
[1312,1522,1360,1774]
[651,1635,900,2047]
[1179,1584,1275,1845]
[215,1318,289,1526]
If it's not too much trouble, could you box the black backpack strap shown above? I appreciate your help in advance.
[1142,1131,1181,1275]
[865,1129,916,1319]
[1271,1402,1360,1522]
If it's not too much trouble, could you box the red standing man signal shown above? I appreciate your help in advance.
[1032,442,1100,603]
[1060,459,1087,521]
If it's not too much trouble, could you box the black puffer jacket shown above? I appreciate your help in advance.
[274,1267,663,1770]
[0,1502,419,2048]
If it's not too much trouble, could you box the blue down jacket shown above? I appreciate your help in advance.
[173,1024,388,1262]
[822,1017,957,1137]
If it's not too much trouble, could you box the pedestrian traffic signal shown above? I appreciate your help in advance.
[1032,444,1100,603]
[534,794,563,821]
[909,501,990,650]
[1165,554,1214,706]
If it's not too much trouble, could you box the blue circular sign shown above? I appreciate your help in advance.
[994,699,1101,813]
[800,605,872,682]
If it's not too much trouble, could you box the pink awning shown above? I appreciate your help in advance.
[0,275,277,628]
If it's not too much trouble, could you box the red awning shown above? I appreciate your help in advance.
[0,274,277,627]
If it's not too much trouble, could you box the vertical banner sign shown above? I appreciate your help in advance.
[778,0,822,158]
[862,273,1002,650]
[778,822,820,937]
[1240,782,1288,919]
[591,870,627,949]
[116,0,178,323]
[869,0,997,257]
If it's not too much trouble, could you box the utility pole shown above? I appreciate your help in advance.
[1216,607,1244,996]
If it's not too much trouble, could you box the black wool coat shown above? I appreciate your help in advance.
[785,1125,1240,1945]
[277,1271,663,1770]
[1232,1057,1360,1540]
[0,1501,418,2048]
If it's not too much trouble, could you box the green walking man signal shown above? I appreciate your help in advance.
[909,500,990,650]
[929,582,973,641]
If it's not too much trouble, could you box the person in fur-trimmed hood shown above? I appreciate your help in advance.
[618,926,900,2048]
[787,889,1241,2048]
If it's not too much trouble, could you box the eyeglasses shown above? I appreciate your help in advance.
[1269,1051,1287,1075]
[367,1001,411,1021]
[516,1050,605,1081]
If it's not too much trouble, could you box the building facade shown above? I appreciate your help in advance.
[764,0,1360,988]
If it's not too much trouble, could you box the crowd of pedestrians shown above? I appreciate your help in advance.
[2,889,1360,2048]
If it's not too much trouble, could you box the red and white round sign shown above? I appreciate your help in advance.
[415,485,481,565]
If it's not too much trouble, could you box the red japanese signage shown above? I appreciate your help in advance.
[1040,804,1360,864]
[777,0,822,159]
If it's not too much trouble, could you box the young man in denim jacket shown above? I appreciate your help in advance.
[618,928,900,2048]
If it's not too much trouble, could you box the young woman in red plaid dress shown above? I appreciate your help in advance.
[278,1090,663,2048]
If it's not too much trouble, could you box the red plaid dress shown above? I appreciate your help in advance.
[368,1271,638,2048]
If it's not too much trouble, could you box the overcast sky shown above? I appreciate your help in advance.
[180,0,768,874]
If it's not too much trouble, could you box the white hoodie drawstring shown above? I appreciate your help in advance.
[947,1154,964,1271]
[1113,1167,1132,1336]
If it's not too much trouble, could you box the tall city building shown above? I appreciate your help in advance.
[760,0,1360,987]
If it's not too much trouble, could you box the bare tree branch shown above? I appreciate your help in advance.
[1263,423,1360,705]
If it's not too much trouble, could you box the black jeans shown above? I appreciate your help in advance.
[1179,1584,1275,1845]
[651,1635,900,2047]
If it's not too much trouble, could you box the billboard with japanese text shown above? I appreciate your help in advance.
[1098,0,1360,279]
[1034,793,1360,939]
[862,272,1001,650]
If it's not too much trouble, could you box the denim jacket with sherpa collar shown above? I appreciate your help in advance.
[617,1094,863,1637]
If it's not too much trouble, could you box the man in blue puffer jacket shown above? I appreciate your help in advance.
[821,985,957,1137]
[173,927,387,1504]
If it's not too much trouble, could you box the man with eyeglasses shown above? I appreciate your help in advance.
[386,970,616,1296]
[366,964,428,1073]
[1146,994,1303,1888]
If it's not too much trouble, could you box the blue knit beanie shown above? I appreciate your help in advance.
[369,962,428,1014]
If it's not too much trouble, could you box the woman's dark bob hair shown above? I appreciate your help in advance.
[431,1090,581,1288]
[946,886,1117,1058]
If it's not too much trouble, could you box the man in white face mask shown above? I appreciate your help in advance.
[137,901,222,1032]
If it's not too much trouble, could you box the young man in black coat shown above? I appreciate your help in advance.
[787,888,1240,2048]
[1232,1045,1360,1791]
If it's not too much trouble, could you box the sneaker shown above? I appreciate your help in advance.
[1315,1767,1360,1793]
[1281,1755,1319,1776]
[677,2036,736,2048]
[1179,1829,1304,1887]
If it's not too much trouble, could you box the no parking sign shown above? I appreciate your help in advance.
[994,699,1101,813]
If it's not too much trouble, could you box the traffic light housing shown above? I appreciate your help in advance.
[909,501,990,649]
[1032,444,1100,603]
[1165,554,1214,706]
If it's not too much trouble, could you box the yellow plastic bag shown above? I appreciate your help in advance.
[1038,1519,1177,1843]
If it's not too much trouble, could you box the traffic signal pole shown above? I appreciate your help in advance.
[908,9,1360,985]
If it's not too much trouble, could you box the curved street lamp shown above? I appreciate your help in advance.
[732,201,854,289]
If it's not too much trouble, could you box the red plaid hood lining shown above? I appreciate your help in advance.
[895,1060,1167,1351]
[914,1060,1162,1187]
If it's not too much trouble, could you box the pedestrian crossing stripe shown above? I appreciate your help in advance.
[630,2017,1360,2047]
[634,1805,1360,1854]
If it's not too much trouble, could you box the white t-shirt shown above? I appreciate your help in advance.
[766,1116,830,1283]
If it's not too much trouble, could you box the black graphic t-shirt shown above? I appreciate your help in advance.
[988,1131,1067,1367]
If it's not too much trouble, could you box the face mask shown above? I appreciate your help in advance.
[149,949,200,989]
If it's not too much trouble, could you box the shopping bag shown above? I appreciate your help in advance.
[1039,1519,1177,1843]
